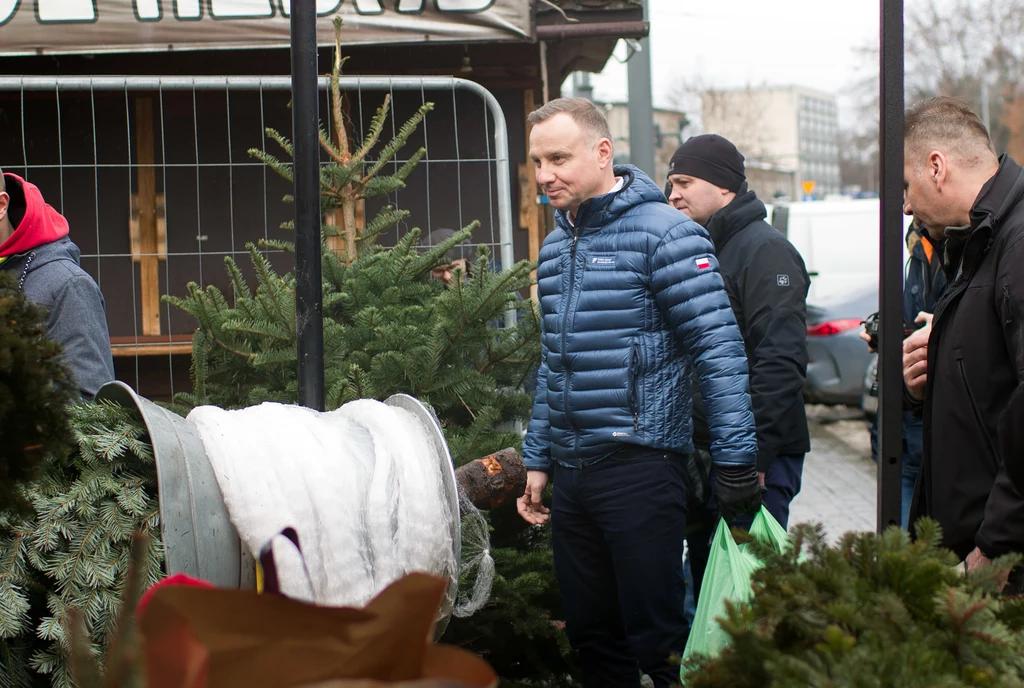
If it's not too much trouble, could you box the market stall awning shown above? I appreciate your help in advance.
[0,0,533,56]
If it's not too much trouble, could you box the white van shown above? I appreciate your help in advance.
[769,199,911,303]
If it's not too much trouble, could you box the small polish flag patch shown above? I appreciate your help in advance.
[695,257,711,270]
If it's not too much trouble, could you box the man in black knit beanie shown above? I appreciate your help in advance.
[666,134,810,613]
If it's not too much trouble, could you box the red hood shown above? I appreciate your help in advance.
[0,173,70,257]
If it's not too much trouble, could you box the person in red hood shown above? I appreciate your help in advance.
[0,170,114,399]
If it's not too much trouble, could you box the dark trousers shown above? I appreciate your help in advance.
[758,452,805,530]
[685,453,805,620]
[552,453,689,688]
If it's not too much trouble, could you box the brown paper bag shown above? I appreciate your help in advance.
[138,571,496,688]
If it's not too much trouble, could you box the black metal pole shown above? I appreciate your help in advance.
[626,0,655,176]
[877,0,904,530]
[290,0,325,411]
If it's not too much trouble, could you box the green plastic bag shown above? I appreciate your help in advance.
[681,507,790,667]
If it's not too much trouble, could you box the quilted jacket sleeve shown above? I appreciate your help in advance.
[651,220,758,467]
[522,315,552,472]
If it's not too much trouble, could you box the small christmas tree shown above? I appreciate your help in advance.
[249,17,427,266]
[683,520,1024,688]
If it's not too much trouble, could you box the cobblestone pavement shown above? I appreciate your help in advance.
[789,405,878,540]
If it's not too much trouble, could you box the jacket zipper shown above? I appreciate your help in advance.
[957,359,1001,473]
[926,221,984,409]
[562,217,584,467]
[930,276,968,338]
[17,252,35,292]
[629,343,641,432]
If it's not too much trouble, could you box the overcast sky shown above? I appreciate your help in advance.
[579,0,881,127]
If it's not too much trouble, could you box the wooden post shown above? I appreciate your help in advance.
[454,447,527,511]
[135,97,161,336]
[521,89,542,302]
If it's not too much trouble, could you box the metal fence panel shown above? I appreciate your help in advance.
[0,75,515,401]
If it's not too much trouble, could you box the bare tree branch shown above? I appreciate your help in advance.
[843,0,1024,189]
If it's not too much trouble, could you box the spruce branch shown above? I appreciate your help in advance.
[351,96,392,167]
[365,104,434,179]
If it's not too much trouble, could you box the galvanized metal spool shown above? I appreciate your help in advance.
[94,382,461,633]
[95,381,256,590]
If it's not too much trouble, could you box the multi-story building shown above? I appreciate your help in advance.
[700,86,841,198]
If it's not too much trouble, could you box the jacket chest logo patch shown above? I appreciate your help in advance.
[695,256,711,270]
[587,253,617,269]
[777,274,790,286]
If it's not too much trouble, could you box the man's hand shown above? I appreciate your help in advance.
[966,547,992,571]
[517,470,551,525]
[858,328,877,353]
[903,318,932,401]
[716,464,763,523]
[964,547,1011,591]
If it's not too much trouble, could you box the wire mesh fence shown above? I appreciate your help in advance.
[0,75,514,401]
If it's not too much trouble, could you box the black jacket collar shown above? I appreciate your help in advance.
[970,154,1024,232]
[942,156,1024,283]
[704,187,768,252]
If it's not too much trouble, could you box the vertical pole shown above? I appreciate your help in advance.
[627,0,655,176]
[290,0,324,411]
[877,0,904,530]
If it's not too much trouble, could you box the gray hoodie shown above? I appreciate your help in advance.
[1,237,115,399]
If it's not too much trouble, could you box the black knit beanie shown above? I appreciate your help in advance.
[667,134,746,193]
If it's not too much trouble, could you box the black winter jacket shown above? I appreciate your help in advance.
[692,189,811,472]
[909,155,1024,561]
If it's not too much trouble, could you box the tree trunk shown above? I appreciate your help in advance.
[454,448,527,511]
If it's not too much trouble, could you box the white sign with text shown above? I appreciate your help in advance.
[0,0,531,55]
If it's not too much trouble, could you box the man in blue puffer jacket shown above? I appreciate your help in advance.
[516,98,761,687]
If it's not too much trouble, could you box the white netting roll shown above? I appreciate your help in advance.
[454,487,495,618]
[187,397,491,621]
[336,399,458,603]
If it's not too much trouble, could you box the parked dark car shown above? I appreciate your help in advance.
[804,286,876,406]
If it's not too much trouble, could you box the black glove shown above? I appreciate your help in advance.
[715,463,763,523]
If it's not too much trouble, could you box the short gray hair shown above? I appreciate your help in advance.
[905,96,996,165]
[527,97,612,144]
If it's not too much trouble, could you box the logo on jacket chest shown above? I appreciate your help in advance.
[587,253,617,269]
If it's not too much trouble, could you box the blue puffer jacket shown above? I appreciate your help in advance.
[522,166,758,471]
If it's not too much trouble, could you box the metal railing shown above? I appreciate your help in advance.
[0,75,515,400]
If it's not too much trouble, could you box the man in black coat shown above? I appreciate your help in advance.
[666,135,811,531]
[902,97,1024,587]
